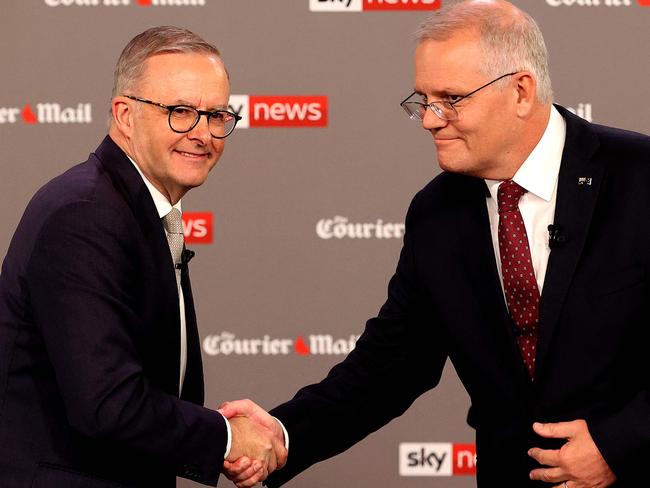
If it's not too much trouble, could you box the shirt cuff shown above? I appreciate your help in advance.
[273,416,290,451]
[220,412,232,459]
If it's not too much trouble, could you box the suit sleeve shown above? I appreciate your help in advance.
[588,391,650,481]
[266,191,448,487]
[26,200,225,486]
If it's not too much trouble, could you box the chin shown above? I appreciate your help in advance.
[438,159,468,175]
[185,177,209,190]
[183,168,212,186]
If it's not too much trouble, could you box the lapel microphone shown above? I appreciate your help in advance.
[547,224,566,249]
[175,249,195,271]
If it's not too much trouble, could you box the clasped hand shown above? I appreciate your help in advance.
[219,399,287,488]
[528,419,616,487]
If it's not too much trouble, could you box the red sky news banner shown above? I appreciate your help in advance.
[399,442,476,477]
[309,0,440,12]
[43,0,206,7]
[228,95,328,128]
[182,212,212,244]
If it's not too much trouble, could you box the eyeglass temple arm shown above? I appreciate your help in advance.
[399,91,418,106]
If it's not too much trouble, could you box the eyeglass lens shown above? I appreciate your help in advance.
[169,106,237,138]
[402,101,456,121]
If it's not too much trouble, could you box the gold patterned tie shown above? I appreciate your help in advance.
[162,208,184,286]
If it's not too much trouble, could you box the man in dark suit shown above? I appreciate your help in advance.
[0,26,285,487]
[220,1,650,487]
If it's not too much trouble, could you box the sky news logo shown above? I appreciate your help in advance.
[228,95,328,128]
[203,332,359,356]
[44,0,205,7]
[182,212,212,244]
[546,0,648,6]
[310,0,440,12]
[0,103,92,124]
[399,443,476,477]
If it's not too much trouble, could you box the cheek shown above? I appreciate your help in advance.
[168,133,189,149]
[465,123,499,151]
[211,140,225,156]
[452,121,478,152]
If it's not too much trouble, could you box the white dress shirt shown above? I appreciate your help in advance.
[485,105,567,295]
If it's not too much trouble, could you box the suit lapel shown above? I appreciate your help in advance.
[94,136,182,393]
[535,106,604,379]
[180,269,205,404]
[455,176,532,386]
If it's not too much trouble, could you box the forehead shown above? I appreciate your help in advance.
[414,30,484,94]
[138,52,230,102]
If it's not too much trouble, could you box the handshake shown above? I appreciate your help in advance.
[219,399,288,488]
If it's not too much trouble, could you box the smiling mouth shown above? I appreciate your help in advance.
[176,150,209,158]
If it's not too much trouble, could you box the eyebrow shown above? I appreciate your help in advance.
[171,99,228,111]
[414,87,463,97]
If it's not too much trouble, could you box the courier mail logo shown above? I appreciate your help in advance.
[182,212,212,244]
[0,103,92,124]
[228,95,328,128]
[399,443,476,477]
[203,332,360,356]
[43,0,205,7]
[134,0,205,5]
[316,216,405,239]
[546,0,648,7]
[310,0,440,12]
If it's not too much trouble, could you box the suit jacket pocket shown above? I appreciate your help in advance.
[32,462,127,488]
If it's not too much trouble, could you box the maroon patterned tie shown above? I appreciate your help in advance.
[497,180,540,379]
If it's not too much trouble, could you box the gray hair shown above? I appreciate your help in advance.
[112,26,222,98]
[416,0,553,104]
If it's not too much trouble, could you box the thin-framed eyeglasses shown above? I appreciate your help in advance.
[124,95,241,139]
[400,72,518,122]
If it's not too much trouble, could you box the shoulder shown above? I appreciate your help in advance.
[590,123,650,159]
[9,150,136,266]
[408,172,482,217]
[558,104,649,161]
[25,144,137,231]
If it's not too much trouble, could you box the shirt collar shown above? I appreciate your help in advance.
[485,105,566,202]
[127,156,181,219]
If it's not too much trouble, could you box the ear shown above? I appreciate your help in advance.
[111,96,135,138]
[513,71,537,118]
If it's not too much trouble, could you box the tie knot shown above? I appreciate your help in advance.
[497,180,527,214]
[162,208,183,234]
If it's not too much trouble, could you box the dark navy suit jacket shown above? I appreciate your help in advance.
[0,136,226,487]
[266,106,650,487]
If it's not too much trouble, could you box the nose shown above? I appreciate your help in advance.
[186,113,212,144]
[421,106,448,131]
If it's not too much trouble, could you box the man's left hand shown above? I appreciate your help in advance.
[528,419,616,487]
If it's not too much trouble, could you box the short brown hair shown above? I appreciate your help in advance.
[112,26,222,98]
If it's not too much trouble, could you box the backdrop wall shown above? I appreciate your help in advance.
[2,1,649,486]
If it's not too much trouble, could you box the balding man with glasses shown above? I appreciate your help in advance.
[0,26,287,488]
[221,1,650,487]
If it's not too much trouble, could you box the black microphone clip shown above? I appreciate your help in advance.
[547,224,566,249]
[175,249,195,271]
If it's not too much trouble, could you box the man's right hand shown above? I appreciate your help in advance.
[221,399,287,487]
